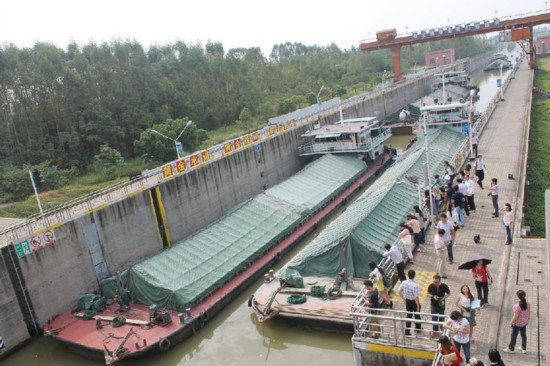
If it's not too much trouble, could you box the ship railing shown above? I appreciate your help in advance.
[350,297,451,351]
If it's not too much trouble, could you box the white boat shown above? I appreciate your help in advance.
[413,102,471,136]
[298,117,391,160]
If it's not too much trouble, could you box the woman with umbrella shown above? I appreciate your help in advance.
[458,257,493,307]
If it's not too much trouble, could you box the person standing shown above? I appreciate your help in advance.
[502,203,514,245]
[503,290,530,354]
[474,155,487,189]
[368,261,392,308]
[407,214,424,252]
[465,174,476,212]
[451,185,466,226]
[433,229,448,278]
[362,280,381,338]
[436,213,455,264]
[457,178,470,216]
[427,275,451,338]
[444,311,471,364]
[383,243,406,283]
[472,260,493,306]
[399,223,415,263]
[471,132,479,157]
[444,161,456,185]
[489,178,500,218]
[412,205,426,245]
[398,269,422,336]
[455,284,477,340]
[432,184,443,215]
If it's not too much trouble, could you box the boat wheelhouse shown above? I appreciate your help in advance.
[298,117,391,160]
[413,102,471,136]
[433,70,470,88]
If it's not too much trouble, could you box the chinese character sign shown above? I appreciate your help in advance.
[224,142,233,154]
[190,154,200,167]
[201,150,211,163]
[162,164,174,178]
[176,159,187,173]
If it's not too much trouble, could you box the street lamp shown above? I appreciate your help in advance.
[316,85,324,106]
[151,120,193,159]
[422,111,434,220]
[468,88,476,158]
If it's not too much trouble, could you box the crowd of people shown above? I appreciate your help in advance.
[361,155,529,366]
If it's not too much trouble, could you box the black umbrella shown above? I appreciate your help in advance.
[458,256,492,270]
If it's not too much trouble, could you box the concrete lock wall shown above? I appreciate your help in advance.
[16,221,99,325]
[93,192,162,273]
[161,127,309,243]
[0,70,439,355]
[0,249,31,354]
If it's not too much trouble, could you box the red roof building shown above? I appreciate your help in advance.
[424,49,455,67]
[535,35,550,54]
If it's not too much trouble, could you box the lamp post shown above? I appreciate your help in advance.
[316,85,324,106]
[151,120,193,159]
[422,111,434,219]
[468,88,476,158]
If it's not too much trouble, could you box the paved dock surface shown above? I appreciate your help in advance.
[405,58,547,365]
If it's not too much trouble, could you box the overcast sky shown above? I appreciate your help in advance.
[0,1,546,55]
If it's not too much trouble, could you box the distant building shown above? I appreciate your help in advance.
[424,49,455,67]
[535,35,550,54]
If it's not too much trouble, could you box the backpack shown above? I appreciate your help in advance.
[382,273,391,288]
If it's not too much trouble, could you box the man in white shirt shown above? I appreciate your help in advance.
[383,243,406,282]
[433,229,448,278]
[471,132,478,157]
[457,178,470,216]
[436,213,455,264]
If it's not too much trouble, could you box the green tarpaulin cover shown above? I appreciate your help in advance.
[287,127,466,278]
[101,154,367,310]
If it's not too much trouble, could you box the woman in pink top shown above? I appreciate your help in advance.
[503,290,530,354]
[399,223,414,263]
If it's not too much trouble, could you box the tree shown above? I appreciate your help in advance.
[134,118,209,163]
[91,144,125,178]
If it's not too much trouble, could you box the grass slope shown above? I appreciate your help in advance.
[524,58,550,236]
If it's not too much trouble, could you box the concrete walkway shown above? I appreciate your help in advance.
[409,58,547,365]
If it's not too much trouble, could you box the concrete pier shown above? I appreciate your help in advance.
[353,58,548,365]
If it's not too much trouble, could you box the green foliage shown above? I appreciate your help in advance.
[0,37,492,207]
[134,118,209,163]
[0,162,74,203]
[525,59,550,236]
[90,144,125,180]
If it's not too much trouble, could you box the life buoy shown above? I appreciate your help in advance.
[158,337,171,351]
[275,252,282,261]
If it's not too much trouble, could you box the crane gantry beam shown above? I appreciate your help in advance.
[360,10,550,81]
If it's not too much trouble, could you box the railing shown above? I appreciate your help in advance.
[351,293,451,350]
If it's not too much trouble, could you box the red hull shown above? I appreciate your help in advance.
[45,154,391,364]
